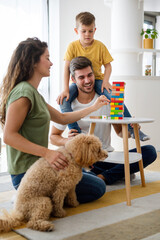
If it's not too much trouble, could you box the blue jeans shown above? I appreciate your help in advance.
[76,169,106,203]
[90,145,157,185]
[11,169,106,204]
[11,172,25,190]
[60,83,80,132]
[60,80,132,132]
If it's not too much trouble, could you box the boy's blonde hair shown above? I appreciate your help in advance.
[76,12,95,28]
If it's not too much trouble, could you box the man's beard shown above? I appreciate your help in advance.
[77,84,95,94]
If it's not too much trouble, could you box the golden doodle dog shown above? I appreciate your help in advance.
[0,134,107,232]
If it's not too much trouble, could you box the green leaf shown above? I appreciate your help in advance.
[146,29,151,34]
[140,29,144,36]
[140,28,158,39]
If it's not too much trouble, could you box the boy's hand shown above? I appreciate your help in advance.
[56,91,70,105]
[101,81,112,93]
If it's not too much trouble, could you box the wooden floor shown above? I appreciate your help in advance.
[0,152,159,240]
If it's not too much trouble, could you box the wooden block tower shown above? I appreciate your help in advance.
[110,81,125,119]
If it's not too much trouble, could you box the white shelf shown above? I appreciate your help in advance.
[104,0,144,9]
[110,48,160,78]
[106,152,142,164]
[111,75,160,80]
[110,48,160,54]
[110,48,160,62]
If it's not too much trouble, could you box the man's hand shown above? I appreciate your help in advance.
[68,129,79,140]
[56,90,70,105]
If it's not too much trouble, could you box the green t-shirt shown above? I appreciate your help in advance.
[6,81,51,174]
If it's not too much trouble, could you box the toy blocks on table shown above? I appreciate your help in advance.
[90,116,102,119]
[89,115,108,119]
[110,81,125,119]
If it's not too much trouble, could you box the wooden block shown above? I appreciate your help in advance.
[112,91,124,94]
[113,103,123,105]
[111,106,123,110]
[102,115,108,119]
[90,116,102,119]
[111,100,124,103]
[113,81,125,86]
[111,116,123,120]
[110,110,123,113]
[110,114,123,117]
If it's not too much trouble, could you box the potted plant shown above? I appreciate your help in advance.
[140,28,158,49]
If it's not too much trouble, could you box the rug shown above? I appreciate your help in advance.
[14,175,160,240]
[14,193,160,240]
[0,169,160,240]
[64,209,160,240]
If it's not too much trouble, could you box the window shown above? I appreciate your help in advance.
[0,0,49,172]
[0,0,49,100]
[142,12,159,76]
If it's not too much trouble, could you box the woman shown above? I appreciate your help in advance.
[0,37,107,200]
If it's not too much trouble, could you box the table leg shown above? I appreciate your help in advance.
[122,124,131,206]
[89,123,96,135]
[133,124,146,187]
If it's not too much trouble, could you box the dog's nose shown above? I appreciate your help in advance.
[101,150,108,159]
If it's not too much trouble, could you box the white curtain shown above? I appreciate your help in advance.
[0,0,49,100]
[0,0,48,172]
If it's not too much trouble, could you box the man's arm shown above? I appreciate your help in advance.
[50,126,67,146]
[50,126,79,147]
[112,124,131,138]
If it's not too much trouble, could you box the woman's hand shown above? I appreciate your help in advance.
[93,95,110,111]
[56,90,70,105]
[44,149,69,171]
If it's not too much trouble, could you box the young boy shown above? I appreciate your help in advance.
[57,11,150,141]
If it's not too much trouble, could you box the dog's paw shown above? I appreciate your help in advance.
[65,196,79,207]
[53,209,66,218]
[41,222,54,232]
[27,220,54,232]
[68,199,79,207]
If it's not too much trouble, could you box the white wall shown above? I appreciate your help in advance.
[49,0,111,105]
[49,0,160,152]
[144,0,160,11]
[110,76,160,151]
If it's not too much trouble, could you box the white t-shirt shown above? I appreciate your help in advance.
[53,93,114,152]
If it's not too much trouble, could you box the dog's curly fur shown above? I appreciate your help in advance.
[0,134,107,232]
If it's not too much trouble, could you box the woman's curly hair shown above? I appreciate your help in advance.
[0,37,48,126]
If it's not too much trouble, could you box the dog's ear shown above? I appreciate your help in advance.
[65,134,86,165]
[78,135,107,167]
[65,134,107,167]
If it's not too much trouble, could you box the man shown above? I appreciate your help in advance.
[50,56,157,186]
